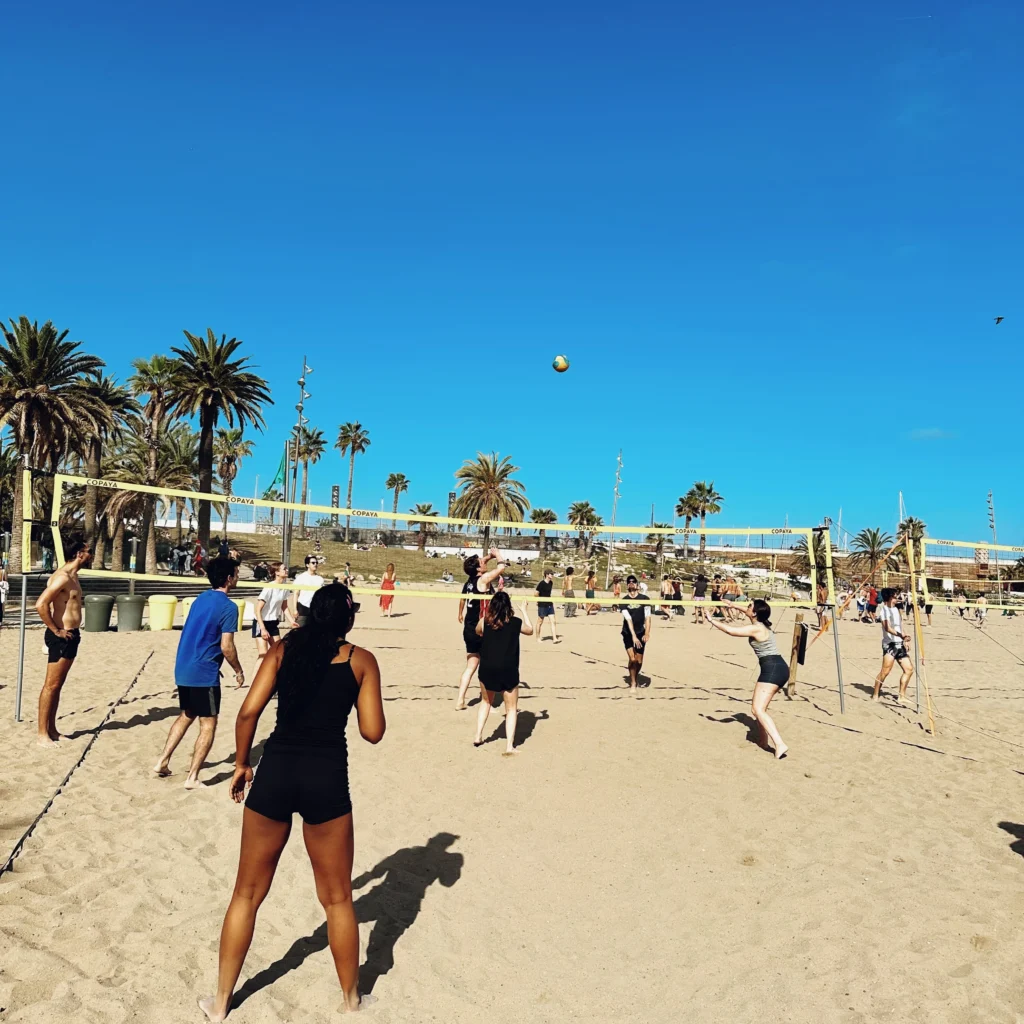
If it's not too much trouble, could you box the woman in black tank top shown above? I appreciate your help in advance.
[472,591,534,754]
[200,584,385,1021]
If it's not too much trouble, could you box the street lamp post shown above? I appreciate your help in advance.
[604,451,622,590]
[988,491,1001,604]
[282,357,313,568]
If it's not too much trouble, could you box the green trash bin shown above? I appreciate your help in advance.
[83,594,115,632]
[116,594,148,632]
[148,595,178,631]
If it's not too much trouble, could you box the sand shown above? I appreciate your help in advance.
[2,597,1024,1023]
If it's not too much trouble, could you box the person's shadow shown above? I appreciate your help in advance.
[998,822,1024,859]
[232,832,463,1008]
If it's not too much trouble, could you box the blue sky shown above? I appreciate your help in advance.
[2,0,1021,544]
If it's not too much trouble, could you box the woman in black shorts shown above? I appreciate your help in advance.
[708,598,789,760]
[199,584,384,1021]
[473,591,533,754]
[455,548,508,709]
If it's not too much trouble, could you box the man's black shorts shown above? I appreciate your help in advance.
[882,641,910,663]
[178,685,222,717]
[45,628,81,663]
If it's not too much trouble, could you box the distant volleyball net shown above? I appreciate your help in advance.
[45,472,832,607]
[913,536,1024,613]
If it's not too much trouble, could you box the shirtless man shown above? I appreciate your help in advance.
[34,541,92,746]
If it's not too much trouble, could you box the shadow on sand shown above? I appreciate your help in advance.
[232,832,463,1008]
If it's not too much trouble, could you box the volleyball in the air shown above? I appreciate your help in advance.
[552,354,570,373]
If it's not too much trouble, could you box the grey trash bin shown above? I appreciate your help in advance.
[115,594,147,632]
[83,594,115,632]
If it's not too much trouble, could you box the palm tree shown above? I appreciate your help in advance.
[385,473,410,529]
[674,491,701,560]
[168,329,271,551]
[647,523,672,571]
[408,502,439,551]
[129,354,181,569]
[0,436,18,541]
[214,427,255,539]
[850,527,900,581]
[262,486,284,527]
[792,532,832,582]
[0,317,106,571]
[296,426,327,537]
[897,516,927,567]
[688,480,723,563]
[163,423,200,545]
[567,501,604,558]
[530,507,557,554]
[452,452,529,551]
[335,422,371,541]
[78,371,138,550]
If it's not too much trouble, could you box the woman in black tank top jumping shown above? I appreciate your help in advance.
[199,584,385,1021]
[472,591,534,754]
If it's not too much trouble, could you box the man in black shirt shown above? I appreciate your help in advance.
[456,547,509,709]
[534,569,560,644]
[692,573,709,624]
[621,574,652,691]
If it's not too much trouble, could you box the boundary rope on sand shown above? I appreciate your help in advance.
[1,649,154,876]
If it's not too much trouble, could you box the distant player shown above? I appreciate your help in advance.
[535,569,560,643]
[33,541,93,746]
[872,588,913,703]
[620,574,652,692]
[975,593,987,625]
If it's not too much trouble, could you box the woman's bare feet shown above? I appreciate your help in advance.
[774,744,789,760]
[198,995,228,1022]
[37,736,60,748]
[339,991,376,1013]
[502,749,518,757]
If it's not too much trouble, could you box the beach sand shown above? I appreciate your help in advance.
[2,597,1024,1023]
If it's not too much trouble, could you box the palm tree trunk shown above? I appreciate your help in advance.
[10,461,25,573]
[482,524,491,551]
[538,528,546,554]
[84,438,101,547]
[418,528,426,551]
[344,451,355,542]
[299,459,309,537]
[111,520,125,572]
[392,490,399,530]
[94,511,108,568]
[683,515,692,559]
[197,410,215,550]
[698,514,707,563]
[222,484,232,540]
[175,500,184,544]
[146,514,158,573]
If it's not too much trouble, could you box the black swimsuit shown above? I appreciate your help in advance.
[479,617,523,693]
[246,645,360,825]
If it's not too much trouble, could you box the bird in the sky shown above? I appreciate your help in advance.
[994,316,1004,325]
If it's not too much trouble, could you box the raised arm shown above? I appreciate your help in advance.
[708,617,759,638]
[477,548,507,592]
[519,603,534,636]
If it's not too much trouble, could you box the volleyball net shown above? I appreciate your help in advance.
[44,472,832,608]
[913,536,1024,613]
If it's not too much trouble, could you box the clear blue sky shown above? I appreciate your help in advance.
[2,0,1021,544]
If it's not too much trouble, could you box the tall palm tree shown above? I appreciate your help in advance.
[0,317,106,571]
[335,422,371,541]
[163,423,200,545]
[385,472,410,529]
[452,452,529,551]
[674,491,701,560]
[295,426,327,537]
[262,486,284,527]
[214,427,255,539]
[77,371,138,550]
[0,436,18,543]
[688,480,723,563]
[568,501,603,556]
[128,354,181,569]
[169,329,271,551]
[792,532,832,582]
[850,527,900,581]
[530,507,557,554]
[408,502,439,551]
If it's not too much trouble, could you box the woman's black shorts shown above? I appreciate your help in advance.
[464,624,482,655]
[246,748,352,825]
[251,619,281,639]
[757,655,789,687]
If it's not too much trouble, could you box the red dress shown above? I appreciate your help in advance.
[380,574,395,611]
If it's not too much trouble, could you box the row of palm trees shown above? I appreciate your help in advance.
[0,319,272,573]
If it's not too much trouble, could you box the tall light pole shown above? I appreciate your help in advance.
[604,450,622,590]
[282,357,312,567]
[987,491,1001,603]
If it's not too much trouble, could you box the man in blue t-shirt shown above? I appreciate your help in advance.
[154,557,243,789]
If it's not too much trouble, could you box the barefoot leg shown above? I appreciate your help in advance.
[457,655,479,708]
[155,711,194,774]
[502,687,519,754]
[752,683,787,758]
[474,685,493,744]
[38,659,72,743]
[185,716,218,788]
[203,808,291,1019]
